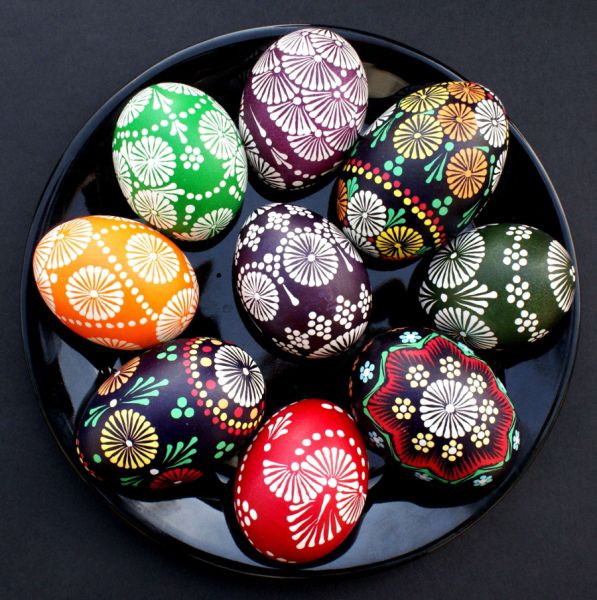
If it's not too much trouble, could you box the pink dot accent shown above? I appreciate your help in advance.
[372,167,380,175]
[206,380,216,390]
[382,173,390,181]
[202,345,212,353]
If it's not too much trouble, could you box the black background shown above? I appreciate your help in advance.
[2,1,596,598]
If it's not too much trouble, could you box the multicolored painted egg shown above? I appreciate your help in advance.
[336,81,509,262]
[234,399,368,563]
[32,215,198,350]
[240,27,368,191]
[418,224,577,349]
[350,328,519,487]
[75,337,266,493]
[113,83,247,241]
[233,204,372,359]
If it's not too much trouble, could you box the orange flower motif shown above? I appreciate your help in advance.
[437,103,478,142]
[375,226,423,260]
[337,179,348,221]
[446,148,488,199]
[97,356,141,396]
[447,81,486,104]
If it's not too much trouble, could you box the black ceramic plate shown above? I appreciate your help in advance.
[21,25,580,577]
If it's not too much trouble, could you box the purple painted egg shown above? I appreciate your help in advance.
[239,27,368,191]
[233,204,372,359]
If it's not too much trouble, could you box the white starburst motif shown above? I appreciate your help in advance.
[277,28,319,56]
[309,322,367,358]
[65,266,124,321]
[198,110,239,160]
[251,67,299,105]
[342,227,380,258]
[266,412,293,442]
[214,345,264,408]
[281,53,341,91]
[156,82,203,96]
[475,99,508,148]
[547,239,575,313]
[302,88,357,129]
[267,94,314,135]
[155,287,198,342]
[247,154,286,189]
[492,151,507,192]
[239,271,280,322]
[133,190,178,231]
[113,150,133,200]
[35,269,55,313]
[450,279,498,315]
[324,124,360,152]
[346,190,387,237]
[125,233,180,284]
[190,208,234,241]
[288,130,335,162]
[340,68,368,106]
[117,88,151,127]
[129,136,176,187]
[310,30,361,69]
[34,219,93,274]
[253,47,280,73]
[434,307,498,350]
[428,231,485,289]
[283,233,338,287]
[330,226,360,260]
[420,379,479,438]
[262,459,323,503]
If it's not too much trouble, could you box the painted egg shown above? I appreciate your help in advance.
[239,27,368,191]
[75,337,266,493]
[32,215,198,349]
[336,81,509,262]
[233,204,372,359]
[113,82,247,241]
[350,328,519,487]
[234,399,368,563]
[418,223,577,349]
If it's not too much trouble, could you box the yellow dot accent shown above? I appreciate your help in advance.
[213,407,220,415]
[430,225,437,233]
[424,219,431,226]
[200,357,212,367]
[412,206,419,214]
[206,399,213,408]
[189,349,197,355]
[235,422,242,429]
[218,398,228,409]
[417,212,425,220]
[365,171,373,179]
[403,198,411,205]
[228,419,235,427]
[374,176,382,184]
[242,423,248,430]
[352,166,358,173]
[357,167,364,174]
[199,390,207,398]
[384,182,392,190]
[250,408,259,420]
[220,412,227,421]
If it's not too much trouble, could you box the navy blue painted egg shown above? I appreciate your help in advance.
[75,337,266,493]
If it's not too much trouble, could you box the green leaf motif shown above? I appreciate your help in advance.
[424,152,449,184]
[345,176,359,200]
[458,200,483,228]
[84,404,110,428]
[124,376,169,406]
[120,475,144,487]
[386,207,406,228]
[370,111,403,149]
[163,436,199,469]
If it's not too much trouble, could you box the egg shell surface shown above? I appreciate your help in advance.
[336,81,509,262]
[240,27,368,191]
[75,337,266,493]
[33,215,198,349]
[418,223,577,349]
[233,204,372,359]
[234,398,369,564]
[350,328,519,487]
[113,83,247,241]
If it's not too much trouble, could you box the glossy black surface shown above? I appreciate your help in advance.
[20,25,580,577]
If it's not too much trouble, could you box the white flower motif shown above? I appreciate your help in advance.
[288,130,335,162]
[125,233,180,284]
[113,150,133,199]
[34,219,93,273]
[420,379,478,438]
[450,279,498,316]
[439,356,461,379]
[190,208,234,241]
[302,88,358,129]
[180,145,204,171]
[505,274,531,309]
[309,28,361,68]
[267,94,314,135]
[513,429,521,451]
[251,67,299,104]
[333,294,357,330]
[35,269,55,313]
[434,307,498,349]
[467,373,487,395]
[240,271,279,322]
[283,233,338,287]
[547,239,576,313]
[428,231,485,289]
[308,322,367,358]
[247,154,286,189]
[65,266,124,321]
[515,309,539,334]
[284,327,311,351]
[475,99,507,147]
[346,190,387,237]
[342,227,380,258]
[329,224,360,261]
[266,412,293,442]
[307,311,333,340]
[325,123,360,152]
[263,459,323,503]
[214,345,264,408]
[253,47,280,73]
[156,82,203,96]
[117,88,151,127]
[129,136,176,187]
[405,364,430,388]
[368,430,385,449]
[473,474,493,487]
[198,110,239,160]
[357,283,372,319]
[277,28,318,56]
[341,67,368,106]
[281,52,341,91]
[491,151,507,192]
[506,225,533,242]
[133,190,177,231]
[503,243,528,271]
[155,287,198,342]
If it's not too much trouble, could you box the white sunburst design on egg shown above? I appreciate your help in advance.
[340,68,368,106]
[346,190,387,238]
[252,46,280,74]
[283,233,339,287]
[87,337,144,351]
[35,269,56,313]
[125,233,180,284]
[266,412,293,444]
[342,227,380,258]
[156,82,204,96]
[155,287,198,342]
[420,379,479,438]
[251,66,299,105]
[449,279,498,316]
[547,239,576,313]
[427,230,486,289]
[133,190,178,231]
[276,28,319,57]
[266,93,314,135]
[491,151,507,192]
[280,53,341,91]
[129,136,176,187]
[434,306,498,350]
[213,344,264,408]
[65,265,124,321]
[475,99,508,148]
[198,110,239,160]
[113,149,133,200]
[324,123,360,152]
[116,87,152,128]
[248,154,286,189]
[35,218,93,273]
[302,88,358,130]
[309,321,367,358]
[309,29,362,70]
[190,208,235,241]
[288,130,335,162]
[239,271,280,322]
[262,459,323,504]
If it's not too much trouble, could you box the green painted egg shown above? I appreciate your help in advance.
[112,83,247,241]
[418,223,577,349]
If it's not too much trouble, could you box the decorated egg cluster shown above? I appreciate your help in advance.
[29,26,578,567]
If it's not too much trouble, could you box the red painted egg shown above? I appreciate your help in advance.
[234,399,368,564]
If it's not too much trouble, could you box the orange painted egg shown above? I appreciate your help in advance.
[32,215,199,350]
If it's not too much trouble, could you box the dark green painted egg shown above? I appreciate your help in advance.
[335,81,509,262]
[418,223,576,349]
[75,337,266,494]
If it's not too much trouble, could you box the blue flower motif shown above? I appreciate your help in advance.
[513,429,520,451]
[415,471,433,482]
[368,430,385,448]
[473,474,493,487]
[400,331,421,344]
[359,361,375,383]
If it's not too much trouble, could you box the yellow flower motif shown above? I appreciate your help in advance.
[446,147,488,199]
[447,81,486,104]
[337,179,348,222]
[479,398,499,424]
[412,432,435,453]
[392,114,443,160]
[471,423,491,448]
[376,226,424,260]
[441,439,464,462]
[392,397,416,420]
[399,85,449,113]
[437,102,478,141]
[100,409,159,469]
[97,356,141,396]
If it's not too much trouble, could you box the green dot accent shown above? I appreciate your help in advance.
[384,160,393,171]
[167,353,177,361]
[393,166,403,177]
[216,441,226,450]
[444,196,453,206]
[490,155,496,164]
[439,207,449,216]
[396,155,405,165]
[167,345,176,351]
[93,454,102,464]
[432,199,442,209]
[214,451,224,460]
[157,352,166,360]
[171,408,182,419]
[177,397,187,408]
[184,407,195,418]
[225,443,235,452]
[445,142,455,151]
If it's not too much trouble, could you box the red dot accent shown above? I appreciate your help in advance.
[191,389,198,397]
[185,368,191,375]
[357,159,363,167]
[419,203,427,210]
[183,360,190,366]
[187,378,194,385]
[183,352,190,358]
[212,417,219,425]
[393,180,401,188]
[364,162,371,170]
[234,407,243,418]
[404,188,411,196]
[382,172,390,181]
[206,380,216,390]
[412,197,419,204]
[413,196,420,203]
[372,167,380,175]
[227,427,234,435]
[433,218,440,225]
[235,429,242,436]
[426,210,434,217]
[202,345,212,353]
[219,423,227,430]
[204,409,211,417]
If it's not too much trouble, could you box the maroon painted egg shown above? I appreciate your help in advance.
[234,399,369,564]
[75,337,266,494]
[349,328,519,488]
[233,204,372,359]
[240,27,368,190]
